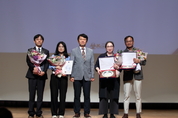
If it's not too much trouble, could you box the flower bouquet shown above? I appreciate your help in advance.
[114,50,123,66]
[114,50,123,77]
[47,55,66,78]
[27,48,47,72]
[133,48,147,73]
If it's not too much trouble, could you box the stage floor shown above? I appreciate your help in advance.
[7,107,178,118]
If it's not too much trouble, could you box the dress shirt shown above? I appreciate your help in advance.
[80,47,86,55]
[36,46,42,52]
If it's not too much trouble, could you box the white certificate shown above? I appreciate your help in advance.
[62,60,73,74]
[99,57,115,70]
[121,52,136,69]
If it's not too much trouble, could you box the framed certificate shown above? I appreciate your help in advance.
[99,57,116,78]
[62,60,73,74]
[120,52,136,69]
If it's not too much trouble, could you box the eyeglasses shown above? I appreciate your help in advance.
[106,46,114,48]
[58,46,64,48]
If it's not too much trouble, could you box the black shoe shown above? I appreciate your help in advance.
[84,114,91,118]
[102,114,108,118]
[136,113,141,118]
[28,116,34,118]
[73,113,80,118]
[110,114,115,118]
[36,115,44,118]
[122,114,128,118]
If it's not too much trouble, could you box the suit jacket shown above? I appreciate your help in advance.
[70,46,94,81]
[26,47,49,79]
[123,47,146,81]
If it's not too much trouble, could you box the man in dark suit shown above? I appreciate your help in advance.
[26,34,49,118]
[122,36,146,118]
[70,33,95,118]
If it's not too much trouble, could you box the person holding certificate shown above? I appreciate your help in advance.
[121,36,146,118]
[95,41,120,118]
[48,41,70,118]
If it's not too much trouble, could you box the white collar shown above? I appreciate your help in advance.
[36,46,42,51]
[80,46,86,50]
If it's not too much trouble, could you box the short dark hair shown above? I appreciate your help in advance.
[124,35,134,42]
[33,34,44,41]
[54,41,69,58]
[0,107,13,118]
[77,33,88,42]
[105,41,114,48]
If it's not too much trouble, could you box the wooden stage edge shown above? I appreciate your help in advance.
[5,107,178,118]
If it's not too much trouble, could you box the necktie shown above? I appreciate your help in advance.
[38,48,41,53]
[82,47,85,59]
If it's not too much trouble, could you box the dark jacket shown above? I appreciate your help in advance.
[26,47,49,79]
[95,52,120,99]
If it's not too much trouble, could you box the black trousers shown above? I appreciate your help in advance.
[99,89,119,115]
[73,78,91,115]
[50,74,68,116]
[28,78,46,116]
[99,98,119,115]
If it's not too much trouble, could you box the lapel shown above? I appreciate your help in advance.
[85,47,89,60]
[77,47,83,58]
[41,47,45,53]
[124,48,128,52]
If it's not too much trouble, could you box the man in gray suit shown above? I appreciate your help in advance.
[121,36,146,118]
[70,33,95,118]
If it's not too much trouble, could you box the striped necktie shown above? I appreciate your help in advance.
[82,47,85,59]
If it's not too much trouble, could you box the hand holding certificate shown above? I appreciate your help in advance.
[62,60,73,74]
[99,57,117,78]
[48,55,73,78]
[120,52,136,69]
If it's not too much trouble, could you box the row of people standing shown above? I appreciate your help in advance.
[26,34,146,118]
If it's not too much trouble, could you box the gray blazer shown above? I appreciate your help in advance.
[70,47,94,81]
